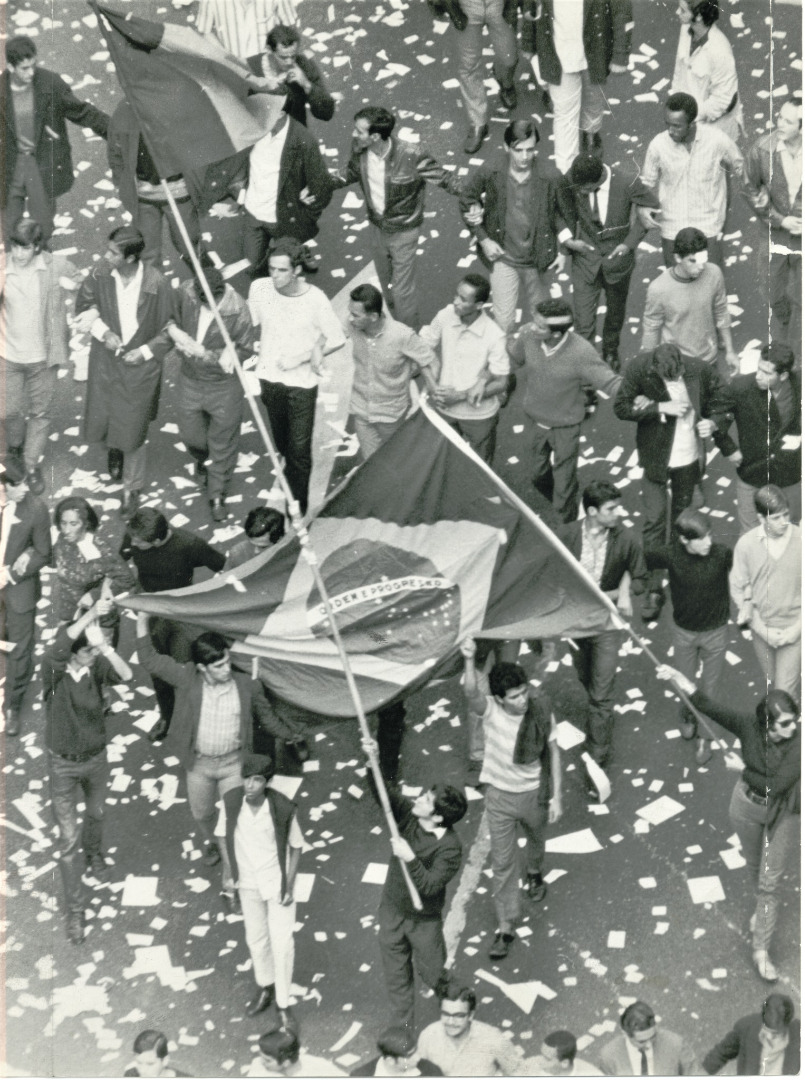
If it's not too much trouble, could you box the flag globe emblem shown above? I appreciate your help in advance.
[306,539,462,664]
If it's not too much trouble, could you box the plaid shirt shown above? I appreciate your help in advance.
[195,680,241,757]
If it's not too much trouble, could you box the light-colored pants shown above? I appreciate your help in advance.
[239,887,297,1007]
[177,375,244,499]
[735,476,801,535]
[486,784,547,932]
[352,414,406,462]
[490,261,550,334]
[370,225,420,329]
[185,749,241,890]
[457,0,517,129]
[729,780,799,954]
[4,361,57,470]
[751,632,801,702]
[122,443,148,495]
[673,623,727,723]
[549,69,606,174]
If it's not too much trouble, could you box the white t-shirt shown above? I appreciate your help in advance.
[663,376,698,469]
[235,798,304,902]
[248,280,346,388]
[553,0,587,73]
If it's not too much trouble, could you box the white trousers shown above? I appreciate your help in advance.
[549,69,607,174]
[239,887,297,1008]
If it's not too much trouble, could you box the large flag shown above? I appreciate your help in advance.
[90,2,280,176]
[119,405,617,717]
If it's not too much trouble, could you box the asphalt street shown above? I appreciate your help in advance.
[1,0,801,1076]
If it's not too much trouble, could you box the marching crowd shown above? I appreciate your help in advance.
[0,0,802,1074]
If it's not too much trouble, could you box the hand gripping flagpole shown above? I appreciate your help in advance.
[160,181,423,911]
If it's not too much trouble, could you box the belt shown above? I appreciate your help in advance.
[744,783,767,806]
[50,748,104,763]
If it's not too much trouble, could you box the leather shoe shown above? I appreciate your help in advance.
[278,1006,299,1035]
[604,352,621,374]
[680,718,697,740]
[527,873,547,902]
[499,85,517,110]
[6,711,20,737]
[108,449,124,482]
[695,738,712,766]
[463,124,488,155]
[148,717,170,743]
[301,247,320,273]
[221,891,242,916]
[489,931,515,961]
[246,985,276,1016]
[537,87,552,113]
[66,913,85,945]
[193,460,208,481]
[641,591,664,623]
[27,466,45,495]
[203,842,221,867]
[85,853,110,884]
[210,497,227,523]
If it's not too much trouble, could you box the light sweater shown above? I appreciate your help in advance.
[641,264,729,364]
[730,524,801,631]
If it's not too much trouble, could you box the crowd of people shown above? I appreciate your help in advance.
[0,0,802,1074]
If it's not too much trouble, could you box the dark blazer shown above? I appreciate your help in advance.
[1,67,108,206]
[614,352,730,483]
[223,786,298,897]
[558,519,647,595]
[351,1056,442,1076]
[2,494,51,614]
[570,167,658,284]
[532,0,633,86]
[716,372,802,490]
[136,631,301,774]
[458,154,576,273]
[704,1014,800,1075]
[245,52,335,126]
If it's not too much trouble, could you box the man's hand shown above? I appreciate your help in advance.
[480,237,505,262]
[280,888,295,906]
[11,551,31,577]
[782,215,803,236]
[123,348,145,365]
[616,592,633,619]
[299,186,316,207]
[85,623,106,648]
[638,207,661,230]
[103,330,123,352]
[464,203,484,227]
[547,252,566,273]
[310,342,325,377]
[609,63,628,74]
[655,664,696,696]
[390,836,416,863]
[548,795,563,825]
[286,64,311,93]
[466,377,486,407]
[434,386,465,407]
[724,349,740,376]
[361,735,379,759]
[696,418,717,438]
[750,187,770,212]
[136,612,150,635]
[632,394,653,412]
[728,450,743,466]
[565,239,595,254]
[460,637,477,661]
[737,600,753,627]
[606,243,631,260]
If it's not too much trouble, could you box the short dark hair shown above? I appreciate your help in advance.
[673,226,708,258]
[244,506,286,543]
[354,106,396,140]
[462,273,491,306]
[582,480,620,512]
[535,298,574,328]
[649,343,684,380]
[504,118,539,147]
[761,342,795,376]
[270,236,306,269]
[762,994,796,1031]
[350,283,384,316]
[489,661,528,699]
[754,484,789,517]
[440,982,476,1012]
[377,1026,416,1059]
[191,632,229,667]
[760,691,800,730]
[674,507,711,541]
[127,507,169,544]
[133,1031,169,1058]
[70,632,93,655]
[6,36,37,66]
[570,154,604,187]
[621,1002,655,1035]
[193,266,225,303]
[544,1030,577,1064]
[241,753,275,781]
[109,225,146,261]
[259,1028,299,1065]
[54,496,100,534]
[689,0,720,26]
[10,219,44,251]
[666,92,698,123]
[432,784,468,828]
[2,458,28,486]
[267,24,300,50]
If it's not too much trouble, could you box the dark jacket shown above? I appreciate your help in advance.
[569,167,658,284]
[558,519,647,595]
[223,786,298,898]
[172,280,255,381]
[332,137,452,234]
[135,631,301,774]
[532,0,633,86]
[704,1014,800,1076]
[614,352,730,483]
[513,691,555,806]
[2,493,51,614]
[458,154,576,274]
[715,372,802,490]
[245,52,335,126]
[1,66,108,206]
[351,1056,442,1077]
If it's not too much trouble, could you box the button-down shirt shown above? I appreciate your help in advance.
[624,1037,655,1076]
[672,24,740,125]
[4,254,47,364]
[664,376,698,468]
[759,1029,790,1076]
[235,797,304,902]
[366,145,389,217]
[580,520,608,586]
[419,306,509,422]
[245,117,289,223]
[194,679,241,757]
[349,316,436,423]
[642,125,746,238]
[417,1019,523,1077]
[779,141,802,209]
[90,262,154,360]
[552,0,587,73]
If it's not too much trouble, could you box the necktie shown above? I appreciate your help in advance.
[640,1048,649,1076]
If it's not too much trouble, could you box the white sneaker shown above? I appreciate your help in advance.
[753,950,779,982]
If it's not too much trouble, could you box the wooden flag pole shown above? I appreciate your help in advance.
[160,182,423,910]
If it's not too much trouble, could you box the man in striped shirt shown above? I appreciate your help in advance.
[460,638,562,962]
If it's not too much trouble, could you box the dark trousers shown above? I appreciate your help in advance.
[372,701,407,786]
[572,267,632,357]
[4,156,56,242]
[243,211,277,280]
[49,749,108,914]
[443,413,499,465]
[260,380,318,516]
[571,630,621,768]
[378,902,446,1038]
[529,421,582,523]
[1,601,36,714]
[642,460,701,592]
[136,196,200,267]
[149,616,194,729]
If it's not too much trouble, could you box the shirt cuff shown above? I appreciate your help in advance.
[140,344,153,361]
[558,228,573,245]
[91,317,110,341]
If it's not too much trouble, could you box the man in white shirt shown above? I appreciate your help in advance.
[417,983,524,1077]
[247,1028,346,1077]
[519,1030,603,1076]
[671,0,742,142]
[419,275,510,465]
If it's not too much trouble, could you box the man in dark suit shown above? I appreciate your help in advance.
[1,458,51,736]
[565,154,658,371]
[600,1001,697,1075]
[245,24,335,128]
[615,344,730,622]
[1,35,109,242]
[703,993,800,1076]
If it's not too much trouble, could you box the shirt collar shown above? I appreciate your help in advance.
[67,663,91,682]
[112,261,144,292]
[6,253,47,276]
[541,330,570,356]
[449,308,488,338]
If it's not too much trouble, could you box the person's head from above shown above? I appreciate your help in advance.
[69,629,103,669]
[649,342,685,382]
[761,994,796,1042]
[489,661,530,717]
[754,484,791,539]
[266,23,301,69]
[352,106,395,151]
[674,507,713,556]
[532,1030,578,1075]
[375,1026,420,1075]
[348,283,384,333]
[756,342,795,393]
[532,298,574,343]
[453,273,490,323]
[570,153,605,195]
[411,784,467,830]
[677,0,719,29]
[664,91,698,143]
[258,1028,300,1072]
[438,983,476,1040]
[6,36,37,86]
[127,507,170,550]
[672,227,709,279]
[759,690,800,744]
[504,119,539,171]
[620,1002,659,1050]
[268,237,306,293]
[132,1031,170,1078]
[106,226,146,271]
[193,265,226,307]
[241,753,275,804]
[191,632,232,685]
[1,458,30,504]
[243,506,286,550]
[54,496,100,543]
[582,480,623,531]
[776,97,802,142]
[9,218,44,267]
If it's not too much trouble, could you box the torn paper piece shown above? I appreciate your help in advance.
[546,829,602,855]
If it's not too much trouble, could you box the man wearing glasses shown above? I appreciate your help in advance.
[416,983,523,1076]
